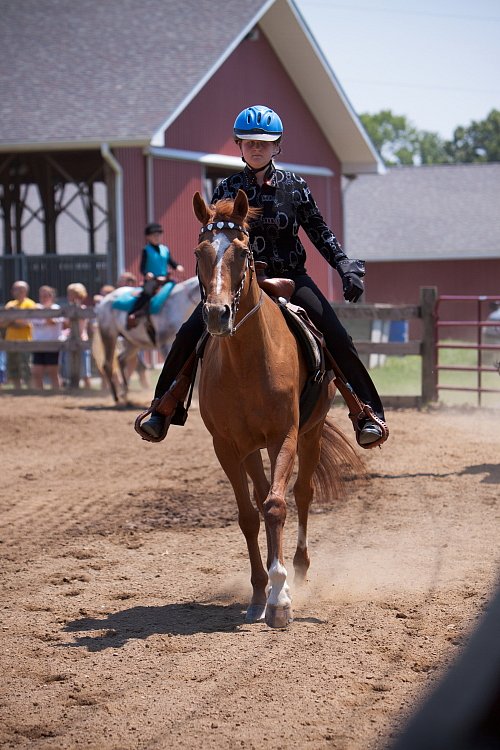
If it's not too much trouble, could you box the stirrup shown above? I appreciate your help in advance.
[134,399,171,442]
[351,406,389,450]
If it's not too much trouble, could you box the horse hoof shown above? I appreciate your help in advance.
[265,604,293,629]
[245,604,266,623]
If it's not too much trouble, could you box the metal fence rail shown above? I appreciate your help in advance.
[435,295,500,406]
[0,254,111,303]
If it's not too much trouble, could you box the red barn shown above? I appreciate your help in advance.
[0,0,382,302]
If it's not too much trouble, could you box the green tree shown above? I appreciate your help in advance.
[360,110,451,165]
[446,109,500,163]
[360,110,420,165]
[419,130,453,165]
[361,108,500,166]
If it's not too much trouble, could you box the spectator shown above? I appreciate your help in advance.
[0,280,36,388]
[60,283,92,389]
[32,285,64,390]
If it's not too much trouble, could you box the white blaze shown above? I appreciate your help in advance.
[211,233,231,295]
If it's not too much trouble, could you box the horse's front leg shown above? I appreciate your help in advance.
[117,345,136,401]
[263,435,298,628]
[293,421,324,584]
[99,330,121,403]
[213,439,268,623]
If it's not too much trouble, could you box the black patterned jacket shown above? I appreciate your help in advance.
[211,164,349,278]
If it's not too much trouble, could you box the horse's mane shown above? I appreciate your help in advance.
[209,198,260,230]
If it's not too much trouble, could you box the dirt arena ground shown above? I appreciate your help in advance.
[1,389,499,749]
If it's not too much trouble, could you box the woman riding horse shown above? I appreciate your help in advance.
[138,105,388,448]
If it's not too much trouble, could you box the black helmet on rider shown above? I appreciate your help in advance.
[145,222,163,236]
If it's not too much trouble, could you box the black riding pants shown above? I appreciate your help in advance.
[154,274,384,421]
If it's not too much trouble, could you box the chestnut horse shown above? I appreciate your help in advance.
[193,190,362,629]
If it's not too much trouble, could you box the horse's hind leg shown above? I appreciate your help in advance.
[213,441,268,623]
[293,422,324,584]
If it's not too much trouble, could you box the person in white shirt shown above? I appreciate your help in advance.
[32,285,64,390]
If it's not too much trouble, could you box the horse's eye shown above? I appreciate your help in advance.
[194,248,201,259]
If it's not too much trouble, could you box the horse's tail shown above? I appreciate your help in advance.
[312,414,366,503]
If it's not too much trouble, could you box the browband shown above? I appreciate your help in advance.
[199,221,249,236]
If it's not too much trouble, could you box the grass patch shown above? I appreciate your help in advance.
[368,339,500,408]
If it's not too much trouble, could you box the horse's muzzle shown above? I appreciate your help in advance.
[202,302,233,336]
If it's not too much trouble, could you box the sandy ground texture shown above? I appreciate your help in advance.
[1,389,499,750]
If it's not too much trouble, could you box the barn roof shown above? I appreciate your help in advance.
[343,163,500,261]
[0,0,382,174]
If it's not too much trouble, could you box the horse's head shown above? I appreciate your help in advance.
[193,190,259,337]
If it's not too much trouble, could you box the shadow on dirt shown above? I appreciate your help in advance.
[63,403,142,412]
[369,463,500,484]
[460,463,500,484]
[60,602,248,650]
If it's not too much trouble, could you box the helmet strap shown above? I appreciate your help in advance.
[243,158,273,175]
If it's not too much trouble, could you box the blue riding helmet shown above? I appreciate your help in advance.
[233,105,283,141]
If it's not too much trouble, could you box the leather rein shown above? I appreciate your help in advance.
[197,220,263,335]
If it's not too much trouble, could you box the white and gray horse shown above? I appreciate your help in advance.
[95,277,200,402]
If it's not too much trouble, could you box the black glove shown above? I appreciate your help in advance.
[337,259,365,303]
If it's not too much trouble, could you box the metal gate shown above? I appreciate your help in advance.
[435,295,500,406]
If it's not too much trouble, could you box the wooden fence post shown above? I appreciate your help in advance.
[420,286,438,404]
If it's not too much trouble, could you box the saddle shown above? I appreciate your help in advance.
[254,261,295,301]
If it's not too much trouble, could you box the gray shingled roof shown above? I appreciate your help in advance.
[0,0,269,146]
[0,0,383,173]
[343,163,500,261]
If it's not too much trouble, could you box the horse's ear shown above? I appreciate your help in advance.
[233,189,249,223]
[193,191,210,225]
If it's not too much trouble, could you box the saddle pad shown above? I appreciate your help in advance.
[279,303,328,428]
[150,281,175,314]
[279,303,323,373]
[111,288,142,311]
[111,281,176,313]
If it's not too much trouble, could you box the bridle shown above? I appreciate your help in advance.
[197,220,263,335]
